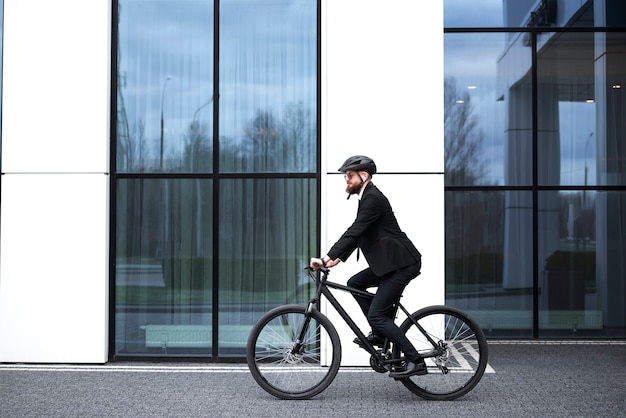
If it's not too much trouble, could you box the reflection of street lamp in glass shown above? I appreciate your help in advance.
[160,76,172,169]
[190,96,214,172]
[190,95,214,256]
[193,95,214,125]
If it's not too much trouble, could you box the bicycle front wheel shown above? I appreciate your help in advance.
[246,304,342,400]
[394,305,488,401]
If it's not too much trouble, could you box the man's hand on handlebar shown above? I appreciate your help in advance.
[310,257,340,270]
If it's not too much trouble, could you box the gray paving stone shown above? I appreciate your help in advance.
[0,342,624,417]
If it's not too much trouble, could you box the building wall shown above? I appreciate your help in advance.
[0,0,444,363]
[0,0,111,363]
[321,0,444,365]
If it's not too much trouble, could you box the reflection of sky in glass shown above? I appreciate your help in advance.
[445,19,597,187]
[118,1,214,154]
[444,0,504,28]
[117,0,316,166]
[445,33,508,185]
[558,102,595,186]
[444,33,596,185]
[219,0,316,140]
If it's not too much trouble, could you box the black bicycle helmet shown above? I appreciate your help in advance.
[338,155,377,175]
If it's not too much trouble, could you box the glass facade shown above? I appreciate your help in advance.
[110,0,625,360]
[114,0,318,358]
[445,0,626,338]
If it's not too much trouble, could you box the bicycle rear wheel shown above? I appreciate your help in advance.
[246,304,341,400]
[394,305,488,400]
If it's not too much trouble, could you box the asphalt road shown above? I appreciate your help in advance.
[1,341,625,417]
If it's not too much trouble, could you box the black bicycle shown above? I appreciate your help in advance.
[246,266,488,400]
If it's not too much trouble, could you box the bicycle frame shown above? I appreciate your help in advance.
[300,267,441,363]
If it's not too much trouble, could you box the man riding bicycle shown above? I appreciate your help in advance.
[310,155,427,378]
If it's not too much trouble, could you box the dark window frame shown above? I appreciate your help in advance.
[109,0,322,361]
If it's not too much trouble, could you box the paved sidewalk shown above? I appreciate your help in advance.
[1,342,625,417]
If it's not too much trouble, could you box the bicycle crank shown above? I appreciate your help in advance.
[369,355,389,373]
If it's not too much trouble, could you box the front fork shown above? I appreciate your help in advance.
[290,300,318,355]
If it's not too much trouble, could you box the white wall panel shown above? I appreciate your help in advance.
[0,174,109,363]
[0,0,110,363]
[322,0,443,365]
[1,0,110,173]
[322,0,443,174]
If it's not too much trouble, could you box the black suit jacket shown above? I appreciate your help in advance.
[327,182,421,277]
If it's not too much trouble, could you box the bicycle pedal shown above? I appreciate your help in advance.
[390,366,402,380]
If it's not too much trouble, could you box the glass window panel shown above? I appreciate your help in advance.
[218,178,316,356]
[446,190,533,338]
[538,191,626,337]
[538,31,626,187]
[537,32,596,186]
[117,1,214,173]
[115,179,213,356]
[219,0,316,173]
[445,33,532,186]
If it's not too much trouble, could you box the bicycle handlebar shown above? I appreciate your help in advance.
[307,264,330,274]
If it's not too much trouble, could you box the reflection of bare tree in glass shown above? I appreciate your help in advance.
[116,6,134,171]
[444,77,487,186]
[116,5,153,173]
[244,110,280,171]
[119,119,150,172]
[240,102,313,173]
[444,77,502,295]
[282,101,312,172]
[116,70,131,170]
[184,120,212,172]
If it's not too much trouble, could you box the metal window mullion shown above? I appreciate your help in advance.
[531,30,539,339]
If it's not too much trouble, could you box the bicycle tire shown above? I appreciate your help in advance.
[246,304,342,400]
[393,305,488,401]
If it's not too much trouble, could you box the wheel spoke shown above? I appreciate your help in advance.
[396,306,488,400]
[247,305,341,400]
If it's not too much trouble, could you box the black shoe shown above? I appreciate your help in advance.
[388,359,428,378]
[353,332,385,348]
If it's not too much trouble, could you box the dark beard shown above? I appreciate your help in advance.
[346,182,362,195]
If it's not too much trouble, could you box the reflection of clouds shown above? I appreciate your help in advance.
[219,1,316,139]
[444,33,506,78]
[118,0,316,159]
[445,33,508,185]
[119,1,214,143]
[444,0,503,27]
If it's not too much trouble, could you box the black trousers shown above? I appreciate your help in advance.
[347,260,422,362]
